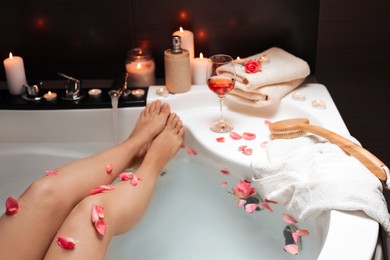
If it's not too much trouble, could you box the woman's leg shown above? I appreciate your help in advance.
[0,100,170,260]
[43,113,184,259]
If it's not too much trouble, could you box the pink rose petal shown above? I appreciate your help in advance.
[91,204,105,223]
[292,232,300,243]
[45,170,59,176]
[119,172,132,181]
[260,202,273,212]
[296,229,310,237]
[264,199,278,204]
[282,214,297,224]
[94,219,106,236]
[221,181,228,187]
[220,169,230,175]
[242,132,256,140]
[186,148,198,156]
[260,141,268,148]
[238,145,247,152]
[243,148,253,155]
[89,184,116,195]
[237,199,246,208]
[129,174,143,186]
[105,164,113,174]
[57,235,77,249]
[216,137,225,143]
[5,195,19,215]
[245,203,259,213]
[230,131,242,140]
[284,244,299,255]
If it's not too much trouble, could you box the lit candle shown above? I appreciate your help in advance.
[88,88,102,98]
[292,92,306,101]
[131,88,145,98]
[3,52,27,95]
[191,53,208,85]
[43,91,57,101]
[156,87,169,97]
[312,99,326,109]
[126,48,155,87]
[173,27,194,65]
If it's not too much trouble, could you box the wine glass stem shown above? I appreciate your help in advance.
[219,96,225,123]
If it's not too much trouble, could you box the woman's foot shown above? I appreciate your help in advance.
[127,100,171,164]
[138,112,184,177]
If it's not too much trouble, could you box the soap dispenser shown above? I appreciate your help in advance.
[164,35,191,93]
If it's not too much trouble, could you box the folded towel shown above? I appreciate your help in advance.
[251,135,390,233]
[227,78,305,107]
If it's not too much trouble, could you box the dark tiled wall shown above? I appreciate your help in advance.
[0,0,320,81]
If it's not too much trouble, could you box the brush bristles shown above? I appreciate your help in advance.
[271,130,305,140]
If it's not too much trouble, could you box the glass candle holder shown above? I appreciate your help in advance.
[125,48,156,87]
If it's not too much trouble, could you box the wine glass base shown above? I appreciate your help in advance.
[210,121,234,133]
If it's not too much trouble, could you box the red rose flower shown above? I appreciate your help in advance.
[244,60,262,73]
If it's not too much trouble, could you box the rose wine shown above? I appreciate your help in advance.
[207,76,235,97]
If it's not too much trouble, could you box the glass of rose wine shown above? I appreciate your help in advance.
[206,54,236,133]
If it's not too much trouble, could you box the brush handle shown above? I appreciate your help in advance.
[301,123,388,181]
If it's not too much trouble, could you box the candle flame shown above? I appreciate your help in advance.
[199,53,204,59]
[237,56,241,60]
[9,52,13,59]
[136,63,141,70]
[48,91,52,95]
[179,27,184,32]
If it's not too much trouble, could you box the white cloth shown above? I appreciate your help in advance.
[251,135,390,232]
[218,47,310,107]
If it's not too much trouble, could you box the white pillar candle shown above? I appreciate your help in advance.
[191,53,208,85]
[3,52,27,95]
[173,27,194,65]
[126,60,155,87]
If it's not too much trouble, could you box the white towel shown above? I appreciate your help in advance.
[217,47,310,107]
[251,135,390,233]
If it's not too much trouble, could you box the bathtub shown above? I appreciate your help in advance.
[0,83,380,259]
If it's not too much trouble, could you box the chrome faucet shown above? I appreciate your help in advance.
[58,73,84,101]
[108,73,131,98]
[22,82,43,101]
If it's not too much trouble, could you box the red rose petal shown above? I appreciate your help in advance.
[220,169,230,175]
[264,199,278,204]
[118,172,132,181]
[89,184,116,195]
[238,145,247,152]
[45,170,59,176]
[221,181,228,187]
[216,137,225,143]
[106,164,113,174]
[242,132,256,140]
[282,214,298,224]
[243,148,253,155]
[296,229,310,237]
[260,202,273,212]
[5,196,19,215]
[186,148,198,156]
[95,219,106,236]
[229,131,242,140]
[57,235,77,249]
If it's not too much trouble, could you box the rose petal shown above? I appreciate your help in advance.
[282,214,297,224]
[5,195,19,215]
[292,232,300,243]
[260,202,273,212]
[242,132,256,140]
[237,199,246,208]
[284,244,299,255]
[243,148,253,155]
[220,169,230,175]
[238,145,247,152]
[245,203,259,213]
[119,172,132,181]
[296,229,310,237]
[216,137,225,143]
[264,120,272,126]
[105,164,113,174]
[45,170,58,176]
[260,141,268,148]
[230,131,242,140]
[95,219,106,236]
[186,148,198,156]
[264,199,278,204]
[57,235,77,249]
[130,174,143,186]
[89,184,116,195]
[221,181,228,187]
[91,204,105,223]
